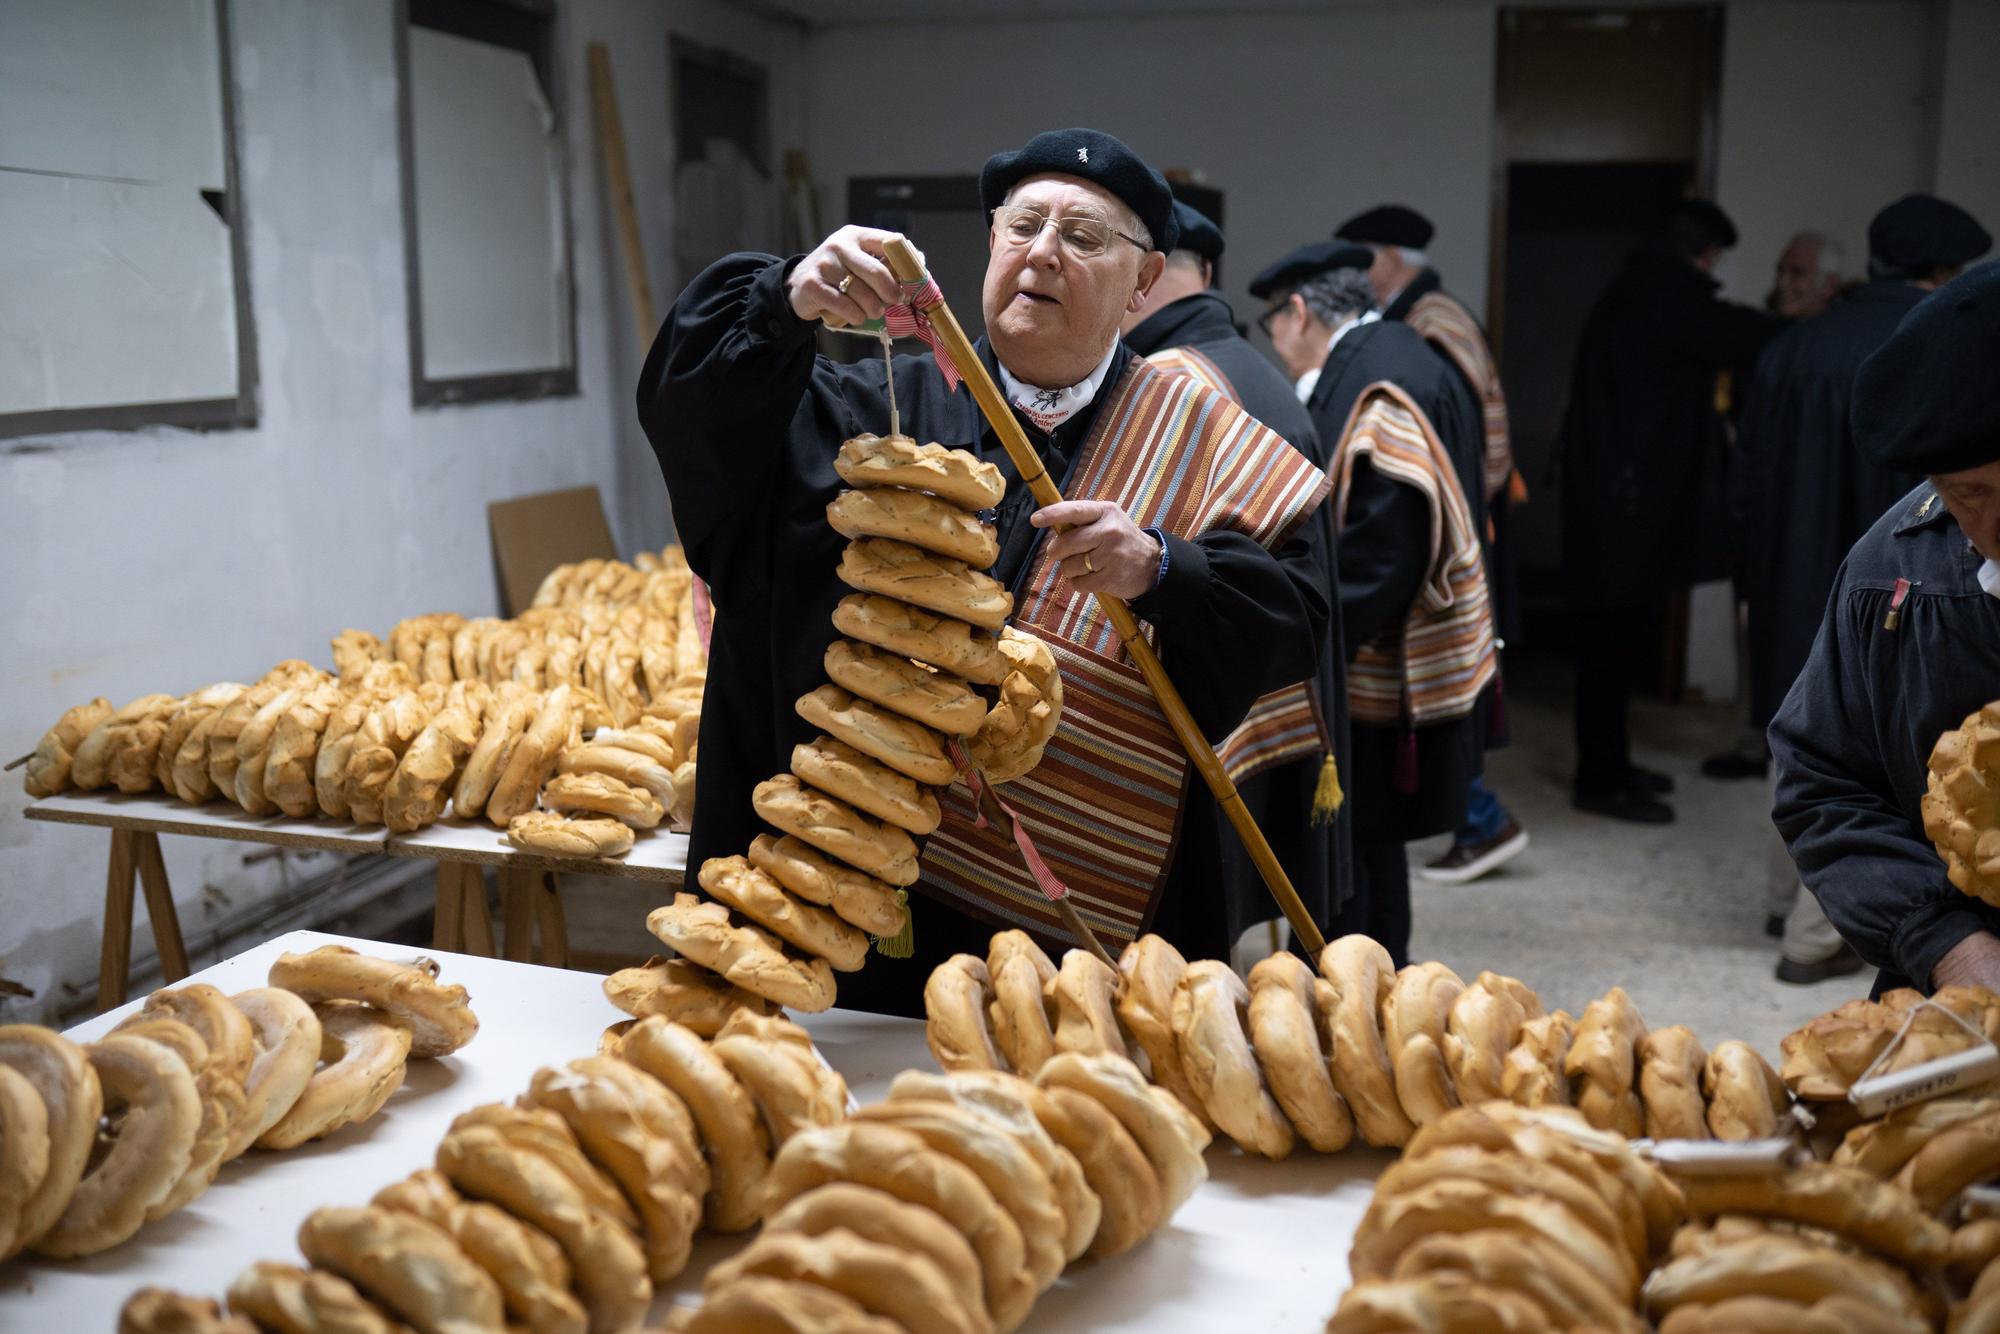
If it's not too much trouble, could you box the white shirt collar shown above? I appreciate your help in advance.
[1293,311,1379,402]
[997,341,1120,432]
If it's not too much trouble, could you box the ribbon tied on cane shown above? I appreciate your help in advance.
[948,738,1070,903]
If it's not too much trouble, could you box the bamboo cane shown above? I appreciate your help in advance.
[879,237,1329,958]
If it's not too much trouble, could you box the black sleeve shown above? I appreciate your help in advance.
[1770,577,1988,986]
[1331,460,1432,657]
[1127,500,1335,744]
[1687,297,1783,380]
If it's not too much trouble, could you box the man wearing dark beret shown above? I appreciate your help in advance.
[1120,200,1348,962]
[640,129,1335,1013]
[1736,194,1989,984]
[1771,262,2000,997]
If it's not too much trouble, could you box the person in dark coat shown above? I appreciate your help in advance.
[1737,194,1991,985]
[1252,241,1493,966]
[1771,262,2000,997]
[1559,199,1780,823]
[638,129,1334,1016]
[1121,202,1350,958]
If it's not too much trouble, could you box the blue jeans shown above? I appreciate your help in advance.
[1456,776,1508,844]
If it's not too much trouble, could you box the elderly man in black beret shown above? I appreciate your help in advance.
[1772,262,2000,997]
[639,129,1335,1013]
[1737,194,1990,985]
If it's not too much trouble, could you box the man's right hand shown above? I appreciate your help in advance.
[1932,931,2000,991]
[787,227,914,327]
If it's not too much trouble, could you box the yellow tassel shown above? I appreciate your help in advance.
[874,889,913,958]
[1310,752,1344,826]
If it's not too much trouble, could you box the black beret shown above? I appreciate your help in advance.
[1853,262,2000,475]
[980,128,1178,253]
[1868,194,1992,274]
[1334,204,1434,251]
[1172,200,1224,261]
[1247,241,1373,300]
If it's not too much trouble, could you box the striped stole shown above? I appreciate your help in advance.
[1407,291,1512,502]
[1332,382,1497,727]
[919,356,1330,943]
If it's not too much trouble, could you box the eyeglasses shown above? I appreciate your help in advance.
[1256,299,1295,338]
[992,204,1148,259]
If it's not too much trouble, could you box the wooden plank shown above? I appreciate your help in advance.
[26,792,390,854]
[133,832,190,984]
[98,829,139,1012]
[385,819,686,883]
[533,873,569,969]
[432,863,465,953]
[588,43,657,339]
[500,869,535,963]
[460,867,496,958]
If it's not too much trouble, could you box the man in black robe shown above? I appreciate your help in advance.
[1771,262,2000,997]
[1560,199,1779,823]
[639,129,1333,1015]
[1120,200,1349,960]
[1737,194,1990,984]
[1252,241,1488,965]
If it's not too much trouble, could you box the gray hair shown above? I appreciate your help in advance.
[1392,246,1429,270]
[1293,269,1375,326]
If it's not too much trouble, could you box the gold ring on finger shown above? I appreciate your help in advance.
[1083,552,1097,574]
[837,272,854,295]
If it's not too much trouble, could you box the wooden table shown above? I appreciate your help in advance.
[24,793,686,1010]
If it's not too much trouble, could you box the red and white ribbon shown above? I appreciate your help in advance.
[881,277,962,392]
[948,739,1069,903]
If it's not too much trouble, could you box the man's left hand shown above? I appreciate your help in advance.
[1032,500,1163,599]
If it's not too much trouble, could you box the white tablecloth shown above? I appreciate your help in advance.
[4,930,1382,1329]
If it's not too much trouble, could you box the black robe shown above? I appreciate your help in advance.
[637,252,1334,1011]
[1735,282,1926,730]
[1124,291,1352,943]
[1770,484,2000,996]
[1305,318,1486,842]
[1559,244,1780,609]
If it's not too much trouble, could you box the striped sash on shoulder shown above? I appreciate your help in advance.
[1407,291,1512,502]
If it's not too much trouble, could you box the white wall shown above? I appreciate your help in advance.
[1936,0,2000,231]
[0,0,804,1019]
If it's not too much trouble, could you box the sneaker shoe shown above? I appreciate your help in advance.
[1420,820,1530,885]
[1702,751,1770,780]
[1775,942,1866,985]
[1572,788,1676,824]
[1624,765,1676,796]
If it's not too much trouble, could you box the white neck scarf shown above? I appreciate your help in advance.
[1979,557,2000,601]
[1293,310,1380,402]
[998,342,1119,433]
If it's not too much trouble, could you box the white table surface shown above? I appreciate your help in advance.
[4,930,1381,1330]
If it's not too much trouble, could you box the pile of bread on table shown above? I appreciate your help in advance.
[645,433,1064,1020]
[0,945,475,1263]
[17,547,707,859]
[1926,699,2000,909]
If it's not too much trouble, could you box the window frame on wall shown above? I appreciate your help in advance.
[0,0,258,441]
[394,0,578,408]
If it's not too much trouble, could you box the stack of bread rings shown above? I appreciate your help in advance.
[652,434,1065,1017]
[0,945,474,1262]
[116,1009,854,1333]
[672,1050,1208,1334]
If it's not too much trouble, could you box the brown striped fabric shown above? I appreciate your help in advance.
[1407,290,1512,502]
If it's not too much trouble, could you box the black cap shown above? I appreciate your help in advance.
[1665,199,1739,256]
[1853,262,2000,476]
[1334,204,1434,251]
[1248,242,1373,300]
[979,128,1178,253]
[1172,200,1224,261]
[1868,194,1992,275]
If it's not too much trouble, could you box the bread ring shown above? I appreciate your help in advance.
[1642,1233,1929,1324]
[382,703,481,832]
[156,685,245,797]
[1704,1039,1789,1142]
[489,683,576,824]
[1035,1050,1210,1213]
[1951,1217,2000,1289]
[449,1101,639,1231]
[885,1068,1101,1266]
[767,1182,988,1318]
[543,771,665,828]
[1048,948,1128,1060]
[1393,1231,1649,1333]
[223,987,321,1159]
[765,1121,1034,1332]
[1632,1024,1709,1141]
[1500,1009,1575,1108]
[523,1057,705,1282]
[1113,933,1208,1126]
[32,1033,200,1257]
[926,953,1007,1072]
[0,1063,51,1260]
[108,1016,243,1220]
[700,854,871,972]
[714,1033,846,1148]
[834,434,1007,512]
[1568,984,1648,1095]
[134,983,257,1087]
[299,1204,506,1334]
[987,934,1058,1077]
[1657,1295,1926,1334]
[435,1125,651,1332]
[831,594,1010,687]
[709,1227,990,1334]
[838,537,1012,630]
[1247,952,1355,1152]
[1031,1079,1162,1260]
[24,696,113,797]
[1442,969,1543,1107]
[269,944,478,1058]
[557,742,676,807]
[753,774,919,888]
[680,1274,907,1334]
[795,684,955,789]
[263,681,343,818]
[748,834,909,939]
[343,692,437,825]
[228,1261,405,1334]
[311,693,377,820]
[1319,934,1416,1147]
[117,1289,259,1333]
[824,639,987,737]
[603,955,776,1035]
[617,1017,771,1233]
[1380,961,1465,1128]
[1835,1092,2000,1178]
[966,628,1062,785]
[254,1002,412,1150]
[1376,1144,1635,1262]
[203,681,287,799]
[1676,1162,1948,1270]
[1173,960,1294,1159]
[1351,1176,1640,1302]
[793,733,942,836]
[646,892,838,1012]
[451,690,536,820]
[372,1170,586,1334]
[828,485,1000,567]
[507,811,638,859]
[1330,1274,1551,1333]
[72,693,178,792]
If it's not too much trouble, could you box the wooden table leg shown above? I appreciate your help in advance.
[459,867,497,957]
[532,872,569,969]
[500,870,536,962]
[433,863,466,953]
[98,828,139,1012]
[133,832,190,984]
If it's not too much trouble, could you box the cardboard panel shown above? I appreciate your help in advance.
[487,485,617,615]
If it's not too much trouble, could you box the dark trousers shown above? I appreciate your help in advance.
[1330,838,1411,968]
[1573,602,1655,793]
